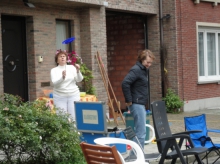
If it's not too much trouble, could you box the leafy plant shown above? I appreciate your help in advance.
[65,50,95,95]
[0,93,86,164]
[162,88,184,113]
[80,63,96,95]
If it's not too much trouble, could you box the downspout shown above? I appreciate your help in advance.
[159,0,165,97]
[143,16,150,110]
[159,0,163,47]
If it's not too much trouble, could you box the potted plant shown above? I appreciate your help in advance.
[79,63,95,95]
[67,51,95,95]
[162,88,184,113]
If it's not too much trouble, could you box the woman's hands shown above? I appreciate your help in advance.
[62,64,80,80]
[75,64,80,73]
[62,70,66,79]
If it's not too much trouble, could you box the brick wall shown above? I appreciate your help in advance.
[177,0,220,101]
[107,13,161,110]
[80,7,108,103]
[162,0,220,103]
[0,15,3,95]
[67,0,158,14]
[147,14,162,103]
[0,0,160,106]
[107,14,144,110]
[160,0,179,96]
[0,0,82,101]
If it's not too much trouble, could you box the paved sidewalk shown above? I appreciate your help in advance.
[111,109,220,163]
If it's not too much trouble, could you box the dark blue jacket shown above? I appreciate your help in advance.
[122,61,148,105]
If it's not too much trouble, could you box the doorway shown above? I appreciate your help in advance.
[1,15,28,101]
[106,12,146,111]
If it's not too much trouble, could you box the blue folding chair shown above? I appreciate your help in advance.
[184,114,220,164]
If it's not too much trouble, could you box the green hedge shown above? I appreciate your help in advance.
[0,94,86,164]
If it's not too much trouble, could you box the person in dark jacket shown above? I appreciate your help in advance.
[122,49,155,149]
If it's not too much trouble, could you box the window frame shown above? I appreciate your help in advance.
[197,22,220,84]
[56,19,72,52]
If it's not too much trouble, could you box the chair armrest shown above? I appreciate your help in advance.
[94,137,147,164]
[156,134,194,149]
[173,130,202,136]
[145,124,155,144]
[156,134,190,142]
[208,128,220,133]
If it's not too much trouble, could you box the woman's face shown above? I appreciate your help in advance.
[57,54,67,66]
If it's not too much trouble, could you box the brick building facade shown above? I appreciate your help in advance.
[163,0,220,111]
[0,0,161,112]
[1,0,219,112]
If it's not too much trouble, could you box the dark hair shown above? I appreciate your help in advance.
[137,49,155,62]
[55,50,68,63]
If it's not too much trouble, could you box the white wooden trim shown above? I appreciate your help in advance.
[196,22,220,83]
[193,0,220,6]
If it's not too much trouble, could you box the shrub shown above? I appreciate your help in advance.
[0,93,86,164]
[80,63,96,95]
[162,88,184,113]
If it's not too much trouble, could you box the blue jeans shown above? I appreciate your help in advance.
[128,103,146,149]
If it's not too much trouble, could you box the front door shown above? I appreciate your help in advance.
[1,15,28,101]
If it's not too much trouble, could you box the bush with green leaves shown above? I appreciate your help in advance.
[0,93,86,164]
[80,63,95,95]
[162,88,184,113]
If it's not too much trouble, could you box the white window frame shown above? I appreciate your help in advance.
[197,22,220,84]
[56,20,71,51]
[193,0,220,6]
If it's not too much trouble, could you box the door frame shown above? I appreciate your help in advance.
[1,15,29,101]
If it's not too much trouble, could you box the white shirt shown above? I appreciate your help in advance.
[50,64,83,97]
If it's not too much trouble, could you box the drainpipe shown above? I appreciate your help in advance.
[159,0,164,48]
[159,0,165,97]
[143,16,150,110]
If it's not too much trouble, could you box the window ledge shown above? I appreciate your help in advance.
[193,0,219,6]
[197,80,220,84]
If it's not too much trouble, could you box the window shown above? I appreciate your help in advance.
[198,26,220,82]
[193,0,219,6]
[56,20,71,51]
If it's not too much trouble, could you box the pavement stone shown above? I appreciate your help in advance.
[109,109,220,164]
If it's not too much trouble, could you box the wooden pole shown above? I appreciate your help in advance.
[97,52,125,125]
[95,54,119,125]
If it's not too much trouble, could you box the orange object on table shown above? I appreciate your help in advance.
[36,94,97,113]
[43,90,53,97]
[80,94,98,102]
